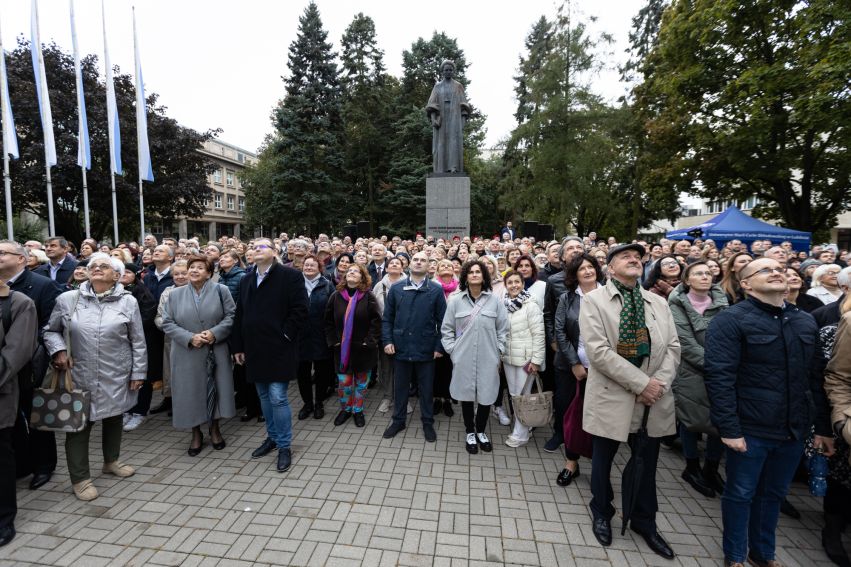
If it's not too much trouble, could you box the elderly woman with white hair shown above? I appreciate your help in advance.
[43,252,147,502]
[808,264,844,305]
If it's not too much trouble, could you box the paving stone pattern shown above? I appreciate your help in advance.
[0,388,842,567]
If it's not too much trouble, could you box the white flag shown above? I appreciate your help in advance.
[30,0,56,166]
[0,27,19,160]
[102,0,121,174]
[133,8,153,182]
[71,0,90,169]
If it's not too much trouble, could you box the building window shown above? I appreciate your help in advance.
[213,169,223,185]
[237,152,245,163]
[203,194,210,207]
[227,195,235,210]
[214,192,222,209]
[226,170,235,187]
[239,197,245,213]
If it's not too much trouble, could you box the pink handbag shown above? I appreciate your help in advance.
[563,381,593,458]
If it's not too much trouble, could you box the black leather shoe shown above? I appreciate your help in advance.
[334,411,351,426]
[188,433,204,457]
[251,438,276,459]
[423,424,437,442]
[556,467,579,487]
[298,405,314,420]
[277,448,292,473]
[682,468,715,498]
[0,525,15,547]
[314,404,325,419]
[209,428,225,451]
[354,413,366,427]
[592,518,612,547]
[476,432,493,452]
[29,472,51,490]
[150,397,172,415]
[631,527,675,560]
[780,498,801,519]
[703,461,726,495]
[240,412,258,422]
[383,422,406,438]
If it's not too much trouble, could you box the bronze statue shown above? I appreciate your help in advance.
[426,60,471,174]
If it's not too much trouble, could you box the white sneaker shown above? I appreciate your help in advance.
[123,414,145,432]
[377,399,390,413]
[122,413,131,427]
[496,407,511,426]
[407,402,413,414]
[504,435,528,448]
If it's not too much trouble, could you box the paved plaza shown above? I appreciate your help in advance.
[0,389,842,567]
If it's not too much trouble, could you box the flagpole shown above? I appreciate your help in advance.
[45,165,54,235]
[2,149,11,241]
[70,0,90,239]
[110,172,118,244]
[138,178,145,245]
[81,167,90,238]
[31,0,56,236]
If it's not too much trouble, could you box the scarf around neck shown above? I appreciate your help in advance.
[504,289,531,313]
[611,279,650,367]
[339,288,365,373]
[304,274,322,297]
[438,277,459,297]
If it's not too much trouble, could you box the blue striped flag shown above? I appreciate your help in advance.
[30,0,56,166]
[102,0,121,174]
[0,28,19,160]
[133,8,153,182]
[70,0,90,169]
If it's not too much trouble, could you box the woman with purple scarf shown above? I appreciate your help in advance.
[324,263,382,428]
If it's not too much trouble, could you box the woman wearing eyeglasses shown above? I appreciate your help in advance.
[668,261,729,498]
[643,255,682,299]
[808,264,844,305]
[43,253,147,501]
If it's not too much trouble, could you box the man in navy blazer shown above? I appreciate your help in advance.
[33,237,77,287]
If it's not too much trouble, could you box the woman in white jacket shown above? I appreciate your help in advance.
[501,270,546,447]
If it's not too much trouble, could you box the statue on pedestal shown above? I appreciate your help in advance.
[425,60,471,174]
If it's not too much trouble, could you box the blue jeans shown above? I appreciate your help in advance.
[679,423,724,461]
[722,435,804,563]
[255,382,292,450]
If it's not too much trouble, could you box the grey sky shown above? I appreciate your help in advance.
[1,0,639,153]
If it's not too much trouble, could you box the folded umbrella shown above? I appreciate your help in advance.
[621,405,651,535]
[205,345,218,427]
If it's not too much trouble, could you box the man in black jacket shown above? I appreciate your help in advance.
[705,257,834,567]
[0,241,61,490]
[33,237,77,286]
[232,239,308,473]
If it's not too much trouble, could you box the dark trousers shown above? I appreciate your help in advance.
[552,366,577,446]
[65,415,123,484]
[13,377,56,478]
[825,476,851,519]
[433,356,452,399]
[297,359,333,407]
[0,427,15,530]
[234,363,260,415]
[461,402,490,434]
[393,360,434,426]
[129,328,165,416]
[590,434,661,533]
[492,364,508,408]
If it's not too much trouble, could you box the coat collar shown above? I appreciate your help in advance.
[604,278,651,304]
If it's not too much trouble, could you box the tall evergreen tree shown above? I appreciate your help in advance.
[246,2,345,235]
[340,13,394,234]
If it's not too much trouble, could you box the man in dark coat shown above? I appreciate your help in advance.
[381,252,447,442]
[705,257,835,567]
[0,281,38,548]
[367,243,389,290]
[232,239,308,473]
[0,241,61,490]
[33,236,77,287]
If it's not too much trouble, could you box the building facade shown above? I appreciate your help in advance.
[149,139,257,242]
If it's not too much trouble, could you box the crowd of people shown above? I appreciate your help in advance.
[0,229,850,567]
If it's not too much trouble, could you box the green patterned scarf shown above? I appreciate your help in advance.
[611,279,650,367]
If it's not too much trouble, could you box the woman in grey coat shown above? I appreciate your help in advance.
[441,260,509,455]
[160,256,236,456]
[668,261,728,498]
[44,253,147,501]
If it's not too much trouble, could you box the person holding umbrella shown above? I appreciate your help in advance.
[160,255,236,456]
[579,243,680,559]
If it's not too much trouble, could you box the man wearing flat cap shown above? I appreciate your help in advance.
[579,243,681,559]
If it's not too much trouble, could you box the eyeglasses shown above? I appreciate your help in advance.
[0,251,22,257]
[660,261,679,267]
[823,271,840,276]
[87,263,113,271]
[741,267,785,280]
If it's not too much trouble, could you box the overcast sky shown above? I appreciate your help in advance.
[1,0,640,153]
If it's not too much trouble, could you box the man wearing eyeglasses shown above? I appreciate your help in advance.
[705,257,835,567]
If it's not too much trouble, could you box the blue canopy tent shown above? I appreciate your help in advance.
[666,206,811,251]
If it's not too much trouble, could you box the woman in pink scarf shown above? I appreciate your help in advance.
[432,259,459,416]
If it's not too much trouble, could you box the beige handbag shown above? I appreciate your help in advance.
[510,371,552,428]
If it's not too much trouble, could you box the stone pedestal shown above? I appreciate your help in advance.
[426,174,470,240]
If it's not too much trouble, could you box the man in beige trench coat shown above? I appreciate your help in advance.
[579,243,680,559]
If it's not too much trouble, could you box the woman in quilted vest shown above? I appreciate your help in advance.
[500,270,545,448]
